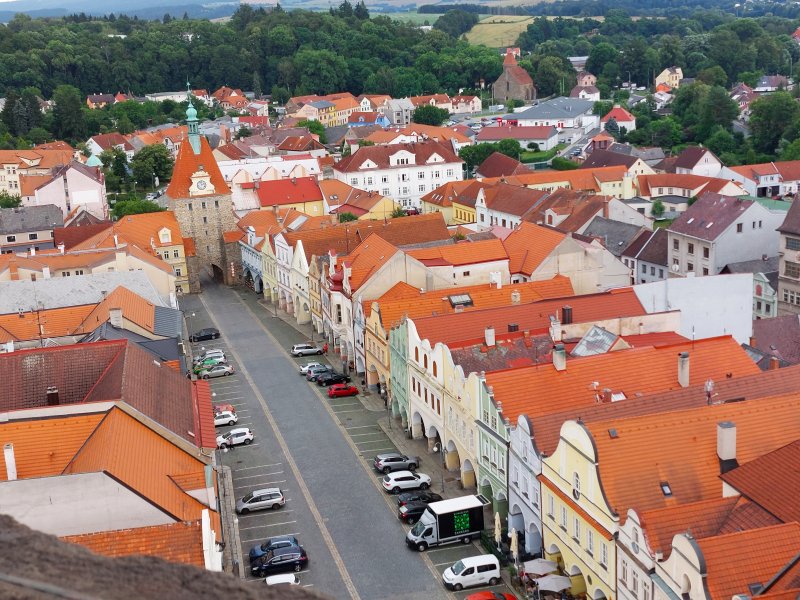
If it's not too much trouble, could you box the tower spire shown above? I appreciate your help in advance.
[185,80,200,155]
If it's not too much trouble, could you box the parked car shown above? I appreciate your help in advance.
[442,555,500,591]
[382,470,431,494]
[291,343,323,356]
[265,573,300,586]
[306,366,333,382]
[236,488,285,514]
[316,372,350,387]
[198,364,235,379]
[216,427,253,448]
[396,490,442,507]
[249,535,300,563]
[214,403,235,415]
[214,410,238,427]
[250,546,308,577]
[299,362,324,375]
[398,500,429,525]
[194,349,225,364]
[374,452,419,474]
[328,383,358,398]
[464,591,516,600]
[193,356,226,373]
[190,328,220,342]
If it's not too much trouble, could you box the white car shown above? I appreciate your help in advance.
[194,349,225,364]
[382,470,432,494]
[217,427,254,448]
[299,362,324,375]
[266,573,299,586]
[214,410,238,427]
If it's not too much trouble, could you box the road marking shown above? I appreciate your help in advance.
[345,424,379,430]
[234,479,286,488]
[354,439,394,445]
[238,520,297,531]
[233,471,284,480]
[234,463,282,471]
[348,432,386,437]
[329,402,360,408]
[200,293,362,600]
[331,409,366,414]
[360,447,395,453]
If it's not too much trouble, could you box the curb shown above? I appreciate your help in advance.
[218,464,245,579]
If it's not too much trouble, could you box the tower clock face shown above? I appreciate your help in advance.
[196,180,207,190]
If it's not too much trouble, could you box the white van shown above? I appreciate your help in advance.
[441,554,500,591]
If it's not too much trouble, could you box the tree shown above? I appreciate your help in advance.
[130,144,174,188]
[52,85,86,143]
[458,143,497,170]
[354,0,369,19]
[593,101,613,117]
[696,86,738,140]
[0,191,21,208]
[651,199,665,218]
[252,71,262,99]
[338,212,358,222]
[696,66,728,88]
[235,126,252,140]
[433,10,478,38]
[496,138,522,160]
[297,119,327,144]
[412,105,449,126]
[534,56,575,97]
[390,206,407,218]
[605,118,621,140]
[112,199,164,219]
[780,138,800,161]
[270,85,290,106]
[551,157,579,170]
[750,92,800,154]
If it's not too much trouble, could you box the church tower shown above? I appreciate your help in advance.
[165,89,238,290]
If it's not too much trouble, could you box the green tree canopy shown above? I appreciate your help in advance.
[750,92,800,154]
[412,105,450,126]
[0,191,21,208]
[112,199,165,219]
[130,144,174,188]
[338,211,358,222]
[297,119,327,144]
[52,85,86,143]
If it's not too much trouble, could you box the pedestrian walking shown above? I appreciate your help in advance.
[323,342,329,355]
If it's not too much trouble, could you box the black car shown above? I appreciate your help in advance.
[248,535,299,563]
[396,490,443,507]
[316,372,350,387]
[397,500,429,525]
[190,327,220,342]
[250,546,308,577]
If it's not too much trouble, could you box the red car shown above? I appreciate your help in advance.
[328,383,358,398]
[465,592,516,600]
[214,403,235,414]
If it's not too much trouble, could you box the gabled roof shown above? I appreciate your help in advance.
[413,287,645,347]
[674,145,720,169]
[601,105,635,123]
[476,126,557,142]
[582,216,644,257]
[53,222,114,250]
[481,183,549,217]
[721,439,800,523]
[166,137,231,199]
[669,192,754,241]
[490,165,628,193]
[407,238,508,267]
[89,132,134,152]
[499,51,534,85]
[778,194,800,235]
[277,135,325,152]
[477,152,531,178]
[585,391,798,515]
[502,222,566,276]
[367,276,574,329]
[420,180,476,208]
[635,227,668,265]
[255,176,323,207]
[490,335,756,428]
[580,149,640,170]
[334,140,462,172]
[751,315,800,364]
[0,340,216,449]
[697,524,800,600]
[337,234,398,292]
[319,179,387,211]
[0,205,63,235]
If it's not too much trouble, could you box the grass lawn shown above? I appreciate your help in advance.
[520,148,558,163]
[464,15,535,47]
[654,219,674,229]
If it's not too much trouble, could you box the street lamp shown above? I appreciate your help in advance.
[432,442,445,493]
[785,49,794,81]
[272,287,278,317]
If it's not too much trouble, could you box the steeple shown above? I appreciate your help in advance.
[186,81,200,155]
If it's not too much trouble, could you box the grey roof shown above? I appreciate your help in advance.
[0,272,167,313]
[669,192,753,242]
[506,97,594,121]
[582,216,645,257]
[309,100,335,109]
[606,142,665,163]
[80,322,183,364]
[636,227,669,266]
[388,98,414,110]
[153,305,182,338]
[0,205,63,235]
[721,256,779,275]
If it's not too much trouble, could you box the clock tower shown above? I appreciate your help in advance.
[164,88,238,291]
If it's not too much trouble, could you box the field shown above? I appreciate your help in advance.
[464,15,536,47]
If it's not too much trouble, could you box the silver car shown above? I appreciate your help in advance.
[291,343,324,356]
[198,364,234,379]
[236,488,285,514]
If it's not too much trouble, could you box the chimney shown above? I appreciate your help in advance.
[601,388,612,403]
[291,177,297,185]
[717,421,737,473]
[113,234,119,247]
[42,266,50,279]
[425,272,433,292]
[508,323,519,333]
[562,305,573,325]
[553,343,566,371]
[109,307,123,328]
[30,247,35,257]
[603,199,609,219]
[678,351,690,388]
[272,204,278,214]
[549,315,562,342]
[58,243,65,254]
[3,443,16,481]
[511,290,521,304]
[769,356,781,370]
[46,386,59,406]
[485,326,496,347]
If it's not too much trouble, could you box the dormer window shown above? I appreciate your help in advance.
[158,228,172,244]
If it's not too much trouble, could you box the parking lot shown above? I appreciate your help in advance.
[185,285,520,599]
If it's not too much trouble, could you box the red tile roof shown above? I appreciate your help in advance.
[477,152,530,178]
[674,145,719,169]
[669,192,754,241]
[601,105,635,123]
[334,141,462,173]
[407,238,508,267]
[255,176,323,207]
[721,439,800,523]
[502,222,566,276]
[166,137,231,199]
[501,51,534,85]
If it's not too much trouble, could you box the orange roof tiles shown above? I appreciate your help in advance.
[487,335,758,426]
[502,222,566,276]
[335,141,462,172]
[166,137,231,199]
[698,524,800,600]
[0,413,105,480]
[72,211,184,254]
[64,408,210,522]
[19,174,52,197]
[586,392,800,515]
[407,238,508,267]
[721,439,800,523]
[412,286,644,347]
[338,234,398,292]
[0,304,94,343]
[62,521,205,568]
[488,165,627,192]
[369,276,574,330]
[421,180,476,208]
[637,173,746,196]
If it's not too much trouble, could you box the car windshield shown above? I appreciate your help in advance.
[412,473,420,480]
[410,521,425,536]
[221,433,231,441]
[241,492,254,502]
[451,560,466,575]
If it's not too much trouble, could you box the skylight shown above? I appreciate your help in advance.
[660,481,673,496]
[448,293,474,308]
[687,218,694,224]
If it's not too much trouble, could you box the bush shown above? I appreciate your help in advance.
[551,156,580,170]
